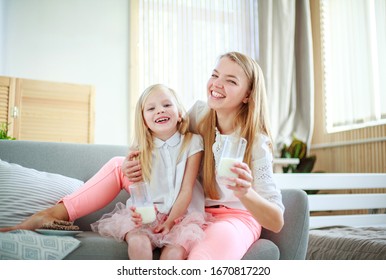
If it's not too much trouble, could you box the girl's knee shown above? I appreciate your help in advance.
[126,232,153,259]
[126,232,151,249]
[160,245,187,260]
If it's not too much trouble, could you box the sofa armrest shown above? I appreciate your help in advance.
[261,188,309,259]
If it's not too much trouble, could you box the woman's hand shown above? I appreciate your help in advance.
[121,151,143,182]
[226,162,253,198]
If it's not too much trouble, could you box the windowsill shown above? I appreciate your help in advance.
[273,158,300,173]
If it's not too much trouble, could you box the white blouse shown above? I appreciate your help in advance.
[129,131,205,215]
[188,100,285,213]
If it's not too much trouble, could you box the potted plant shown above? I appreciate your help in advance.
[0,123,16,140]
[280,136,318,194]
[280,137,316,173]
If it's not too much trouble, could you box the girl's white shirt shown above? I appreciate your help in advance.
[141,131,205,215]
[188,100,285,213]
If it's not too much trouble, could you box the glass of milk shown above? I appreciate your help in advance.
[216,136,247,186]
[129,182,157,224]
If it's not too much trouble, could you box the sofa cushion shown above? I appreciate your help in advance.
[0,159,83,228]
[242,239,280,260]
[64,231,161,260]
[0,229,80,260]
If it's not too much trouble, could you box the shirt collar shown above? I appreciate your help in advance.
[154,131,181,148]
[215,127,241,138]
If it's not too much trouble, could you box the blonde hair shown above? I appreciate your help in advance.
[197,52,273,199]
[131,84,192,182]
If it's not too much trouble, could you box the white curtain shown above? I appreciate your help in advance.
[136,0,259,110]
[258,0,314,155]
[321,0,386,131]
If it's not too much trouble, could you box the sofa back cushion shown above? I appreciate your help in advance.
[0,159,83,227]
[0,140,130,230]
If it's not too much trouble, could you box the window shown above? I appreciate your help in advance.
[131,0,259,110]
[320,0,386,132]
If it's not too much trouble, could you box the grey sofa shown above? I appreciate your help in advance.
[0,140,309,260]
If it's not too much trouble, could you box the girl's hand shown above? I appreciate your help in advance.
[226,162,253,198]
[121,151,143,182]
[130,206,143,227]
[153,220,174,235]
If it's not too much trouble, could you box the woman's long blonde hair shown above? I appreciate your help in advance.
[197,52,273,199]
[131,84,192,182]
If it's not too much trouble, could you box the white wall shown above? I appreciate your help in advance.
[1,0,130,145]
[0,0,5,73]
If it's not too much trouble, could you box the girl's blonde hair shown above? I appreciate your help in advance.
[197,52,273,199]
[131,84,192,182]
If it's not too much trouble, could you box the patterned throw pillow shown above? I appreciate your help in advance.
[0,230,81,260]
[0,159,83,228]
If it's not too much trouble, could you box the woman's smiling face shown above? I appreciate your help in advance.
[207,56,250,114]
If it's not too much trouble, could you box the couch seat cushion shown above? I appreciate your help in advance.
[65,232,162,260]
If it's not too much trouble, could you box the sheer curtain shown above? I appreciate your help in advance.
[132,0,259,111]
[131,0,315,154]
[321,0,386,132]
[258,0,314,154]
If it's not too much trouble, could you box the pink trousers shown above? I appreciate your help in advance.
[61,157,262,259]
[188,206,262,260]
[61,157,130,221]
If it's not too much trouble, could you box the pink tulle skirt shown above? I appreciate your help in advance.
[91,202,210,252]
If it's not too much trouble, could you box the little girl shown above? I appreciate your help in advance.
[0,84,207,260]
[90,84,207,260]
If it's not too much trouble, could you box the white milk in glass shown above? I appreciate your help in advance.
[135,206,157,224]
[217,157,239,186]
[216,136,247,186]
[129,182,156,224]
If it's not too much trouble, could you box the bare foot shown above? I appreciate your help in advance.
[0,212,57,232]
[0,203,69,232]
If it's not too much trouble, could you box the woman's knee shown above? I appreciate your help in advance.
[107,156,125,168]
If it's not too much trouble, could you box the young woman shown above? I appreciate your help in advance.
[124,52,284,259]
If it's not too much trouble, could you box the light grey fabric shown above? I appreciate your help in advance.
[243,239,280,260]
[0,140,310,260]
[0,230,80,260]
[64,231,161,260]
[0,140,129,182]
[260,188,309,260]
[258,0,314,154]
[0,159,83,227]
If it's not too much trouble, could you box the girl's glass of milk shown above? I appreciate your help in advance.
[216,136,247,186]
[129,182,156,224]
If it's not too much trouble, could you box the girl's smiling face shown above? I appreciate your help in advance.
[207,56,250,114]
[142,88,180,140]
